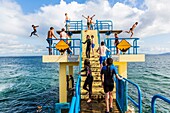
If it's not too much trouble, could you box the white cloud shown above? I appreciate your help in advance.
[0,0,170,55]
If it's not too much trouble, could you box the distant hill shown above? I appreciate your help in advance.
[160,52,170,55]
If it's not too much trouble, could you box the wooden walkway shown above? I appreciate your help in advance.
[81,99,120,113]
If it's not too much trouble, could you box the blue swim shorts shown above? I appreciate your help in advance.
[92,44,95,48]
[99,56,106,64]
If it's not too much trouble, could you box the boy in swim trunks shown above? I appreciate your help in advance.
[47,27,58,55]
[91,35,95,57]
[125,22,138,38]
[96,41,110,70]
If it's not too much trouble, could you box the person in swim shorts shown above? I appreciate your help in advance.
[96,41,110,70]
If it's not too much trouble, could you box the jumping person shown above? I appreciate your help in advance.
[83,35,91,58]
[30,25,39,37]
[101,58,122,113]
[82,15,95,30]
[114,33,119,55]
[125,22,138,38]
[47,27,58,55]
[96,41,110,70]
[79,59,93,103]
[91,35,95,57]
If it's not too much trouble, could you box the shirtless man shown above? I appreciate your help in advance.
[60,28,69,40]
[82,15,95,30]
[30,25,39,37]
[125,22,138,38]
[60,28,73,55]
[65,13,70,31]
[47,27,57,55]
[96,41,110,70]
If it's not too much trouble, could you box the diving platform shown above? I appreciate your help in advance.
[42,20,145,113]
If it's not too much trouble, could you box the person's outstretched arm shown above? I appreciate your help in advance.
[96,47,99,53]
[91,15,95,19]
[106,47,110,52]
[82,15,87,19]
[52,31,57,39]
[82,39,87,44]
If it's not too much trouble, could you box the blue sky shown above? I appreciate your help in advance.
[0,0,170,56]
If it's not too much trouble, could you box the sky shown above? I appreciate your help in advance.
[0,0,170,56]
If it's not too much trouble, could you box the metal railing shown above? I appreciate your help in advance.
[104,37,139,56]
[66,20,83,31]
[69,75,81,113]
[95,20,113,31]
[151,94,170,113]
[46,38,81,55]
[116,78,142,113]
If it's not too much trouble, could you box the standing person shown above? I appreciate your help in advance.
[90,15,95,30]
[96,41,110,70]
[47,27,58,55]
[60,28,68,40]
[114,33,119,55]
[30,25,39,37]
[79,59,93,103]
[101,58,122,113]
[125,22,138,38]
[83,35,91,58]
[91,35,95,57]
[82,15,95,30]
[64,13,70,31]
[60,28,73,55]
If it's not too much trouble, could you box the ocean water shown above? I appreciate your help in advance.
[0,55,170,113]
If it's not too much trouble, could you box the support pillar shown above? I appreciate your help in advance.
[59,63,67,103]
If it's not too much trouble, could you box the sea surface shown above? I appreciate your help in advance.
[0,55,170,113]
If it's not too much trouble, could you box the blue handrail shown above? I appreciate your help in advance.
[116,77,142,113]
[66,20,83,31]
[151,94,170,113]
[69,75,81,113]
[104,38,139,56]
[124,78,142,113]
[95,20,113,31]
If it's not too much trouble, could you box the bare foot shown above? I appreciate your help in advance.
[87,99,91,103]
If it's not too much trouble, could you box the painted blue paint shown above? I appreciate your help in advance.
[55,103,70,113]
[151,94,170,113]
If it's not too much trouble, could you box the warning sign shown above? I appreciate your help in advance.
[117,39,131,53]
[55,40,69,55]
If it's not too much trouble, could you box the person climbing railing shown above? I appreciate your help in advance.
[151,94,170,113]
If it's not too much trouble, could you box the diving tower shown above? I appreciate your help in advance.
[42,20,145,113]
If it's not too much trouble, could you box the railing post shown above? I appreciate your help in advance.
[151,94,170,113]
